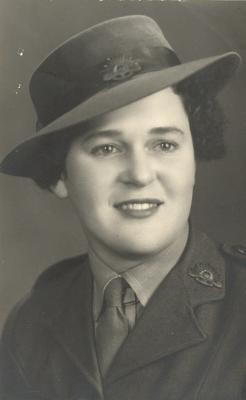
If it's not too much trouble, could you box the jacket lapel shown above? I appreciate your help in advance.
[107,227,226,383]
[36,227,226,390]
[40,255,103,396]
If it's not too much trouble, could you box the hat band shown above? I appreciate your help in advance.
[36,46,180,130]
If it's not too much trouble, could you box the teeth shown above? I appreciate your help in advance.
[120,203,158,211]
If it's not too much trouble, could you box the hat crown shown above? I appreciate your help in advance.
[30,16,178,128]
[33,15,173,71]
[0,15,241,177]
[56,15,173,63]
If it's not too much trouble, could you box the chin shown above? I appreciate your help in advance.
[111,238,169,259]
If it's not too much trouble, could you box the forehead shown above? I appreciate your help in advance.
[79,86,189,140]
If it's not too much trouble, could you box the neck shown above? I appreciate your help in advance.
[87,224,190,274]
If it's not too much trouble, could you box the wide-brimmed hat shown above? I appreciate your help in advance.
[0,15,241,177]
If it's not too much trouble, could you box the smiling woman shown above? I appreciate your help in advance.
[0,13,246,400]
[51,88,195,263]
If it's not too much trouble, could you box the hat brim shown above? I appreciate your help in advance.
[0,51,241,177]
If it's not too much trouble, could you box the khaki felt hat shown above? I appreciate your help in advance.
[0,15,241,177]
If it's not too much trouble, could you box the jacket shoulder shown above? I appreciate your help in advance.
[0,254,89,397]
[1,254,88,341]
[220,243,246,265]
[33,253,87,290]
[219,242,246,299]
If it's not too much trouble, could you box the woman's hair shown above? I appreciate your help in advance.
[174,78,226,161]
[31,79,226,190]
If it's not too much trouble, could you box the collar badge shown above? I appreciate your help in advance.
[102,56,142,82]
[188,263,222,289]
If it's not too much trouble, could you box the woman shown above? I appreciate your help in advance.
[0,15,245,400]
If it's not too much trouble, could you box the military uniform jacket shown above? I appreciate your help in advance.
[1,228,246,400]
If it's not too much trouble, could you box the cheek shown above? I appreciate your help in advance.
[162,155,196,197]
[180,158,196,188]
[65,157,114,212]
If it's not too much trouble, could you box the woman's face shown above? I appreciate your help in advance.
[53,87,196,259]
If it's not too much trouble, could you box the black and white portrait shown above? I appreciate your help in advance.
[0,1,246,399]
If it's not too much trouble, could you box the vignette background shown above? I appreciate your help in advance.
[0,0,246,331]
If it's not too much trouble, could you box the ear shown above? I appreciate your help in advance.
[50,179,68,199]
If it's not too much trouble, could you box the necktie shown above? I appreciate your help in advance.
[96,277,129,376]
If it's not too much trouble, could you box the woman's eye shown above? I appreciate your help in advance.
[154,142,177,152]
[91,144,119,156]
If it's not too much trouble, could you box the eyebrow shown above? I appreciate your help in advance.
[81,126,184,143]
[150,127,184,135]
[81,129,122,143]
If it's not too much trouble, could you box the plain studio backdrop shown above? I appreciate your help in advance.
[0,0,246,333]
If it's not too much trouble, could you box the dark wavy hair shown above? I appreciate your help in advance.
[31,79,226,190]
[175,78,226,160]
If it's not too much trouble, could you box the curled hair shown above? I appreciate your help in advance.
[31,81,226,190]
[174,79,226,160]
[30,131,75,190]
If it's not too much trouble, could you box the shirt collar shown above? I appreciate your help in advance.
[89,249,118,322]
[88,243,184,322]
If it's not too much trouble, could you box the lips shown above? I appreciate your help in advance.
[114,198,163,215]
[120,203,157,211]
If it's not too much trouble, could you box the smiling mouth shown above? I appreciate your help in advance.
[114,199,164,212]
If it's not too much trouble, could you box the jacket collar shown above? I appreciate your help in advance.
[182,225,225,308]
[106,225,226,382]
[36,226,226,387]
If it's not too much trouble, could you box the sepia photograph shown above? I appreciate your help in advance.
[0,1,246,399]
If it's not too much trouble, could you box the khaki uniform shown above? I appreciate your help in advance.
[1,227,246,400]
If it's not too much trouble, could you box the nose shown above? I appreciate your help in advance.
[119,148,155,187]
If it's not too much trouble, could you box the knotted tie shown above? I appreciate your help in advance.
[96,277,129,376]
